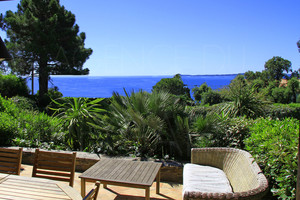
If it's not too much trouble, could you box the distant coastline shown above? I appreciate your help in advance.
[48,73,241,78]
[181,73,241,76]
[27,74,238,98]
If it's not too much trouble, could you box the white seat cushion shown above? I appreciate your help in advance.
[183,163,233,194]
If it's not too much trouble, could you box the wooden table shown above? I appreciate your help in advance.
[79,159,162,200]
[0,173,82,200]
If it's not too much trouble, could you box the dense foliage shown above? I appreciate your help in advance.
[104,90,191,160]
[0,56,299,199]
[191,113,251,149]
[152,74,192,103]
[220,77,267,118]
[264,56,292,81]
[0,95,65,148]
[50,97,106,151]
[0,73,29,97]
[245,117,299,200]
[264,104,300,120]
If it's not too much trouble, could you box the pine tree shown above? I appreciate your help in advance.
[1,0,92,99]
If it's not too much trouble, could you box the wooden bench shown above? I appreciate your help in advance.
[183,148,268,200]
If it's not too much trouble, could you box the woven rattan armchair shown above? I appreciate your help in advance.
[183,148,268,200]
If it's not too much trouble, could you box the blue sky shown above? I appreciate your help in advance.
[1,0,300,76]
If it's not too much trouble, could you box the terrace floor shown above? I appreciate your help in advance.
[20,164,183,200]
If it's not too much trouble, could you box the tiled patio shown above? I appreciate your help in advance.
[20,164,183,200]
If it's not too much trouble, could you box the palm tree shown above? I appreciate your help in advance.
[107,90,191,160]
[107,90,165,157]
[50,97,106,151]
[220,78,267,118]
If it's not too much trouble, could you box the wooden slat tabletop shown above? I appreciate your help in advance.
[80,159,162,186]
[0,173,82,200]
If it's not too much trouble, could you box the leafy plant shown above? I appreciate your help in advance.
[192,82,211,103]
[16,110,65,147]
[287,77,300,103]
[264,104,300,120]
[264,56,292,81]
[107,90,166,157]
[106,90,191,160]
[0,73,30,98]
[0,96,65,148]
[271,87,291,104]
[50,97,107,151]
[220,78,267,118]
[152,74,191,102]
[201,90,222,105]
[11,96,38,111]
[245,117,299,199]
[191,114,251,149]
[37,87,63,108]
[0,112,18,146]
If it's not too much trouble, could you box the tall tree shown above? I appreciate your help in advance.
[264,56,291,81]
[1,0,92,99]
[152,74,191,100]
[192,82,211,103]
[287,77,300,103]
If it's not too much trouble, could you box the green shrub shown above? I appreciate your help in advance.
[287,103,300,108]
[36,87,63,108]
[0,95,19,115]
[192,83,211,102]
[271,87,291,104]
[0,96,66,149]
[0,113,18,146]
[11,96,38,110]
[210,116,251,148]
[220,79,266,118]
[152,74,191,102]
[106,90,191,160]
[16,110,65,147]
[0,74,30,98]
[264,104,300,120]
[201,90,222,105]
[50,97,106,151]
[245,117,299,199]
[287,77,299,103]
[191,115,251,149]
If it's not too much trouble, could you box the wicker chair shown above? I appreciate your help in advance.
[183,148,268,200]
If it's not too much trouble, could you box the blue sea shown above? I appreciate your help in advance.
[26,74,237,98]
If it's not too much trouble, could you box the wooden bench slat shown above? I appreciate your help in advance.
[36,169,71,177]
[0,148,22,175]
[32,149,76,187]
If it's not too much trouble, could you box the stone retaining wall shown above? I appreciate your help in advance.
[21,148,183,183]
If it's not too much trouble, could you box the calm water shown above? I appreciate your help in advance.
[26,74,237,98]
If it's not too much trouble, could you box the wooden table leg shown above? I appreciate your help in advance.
[81,178,86,197]
[145,187,150,200]
[156,169,160,194]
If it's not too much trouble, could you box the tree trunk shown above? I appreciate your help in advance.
[38,59,49,99]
